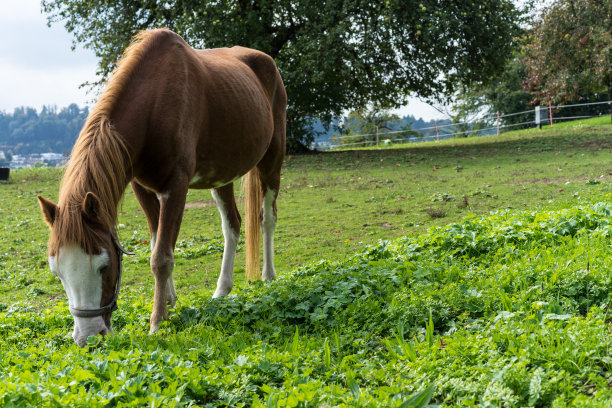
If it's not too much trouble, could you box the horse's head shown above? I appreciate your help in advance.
[37,193,126,348]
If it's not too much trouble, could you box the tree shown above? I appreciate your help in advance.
[523,0,612,116]
[430,89,489,139]
[482,56,533,127]
[447,55,533,131]
[42,0,524,152]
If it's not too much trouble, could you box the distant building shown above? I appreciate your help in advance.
[9,153,67,169]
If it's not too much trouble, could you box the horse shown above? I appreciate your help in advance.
[37,29,286,348]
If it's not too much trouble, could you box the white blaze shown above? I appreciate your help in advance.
[49,244,111,347]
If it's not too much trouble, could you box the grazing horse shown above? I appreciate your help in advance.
[37,29,286,347]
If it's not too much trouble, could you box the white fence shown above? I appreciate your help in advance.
[322,100,611,150]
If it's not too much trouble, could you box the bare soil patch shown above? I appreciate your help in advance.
[185,200,216,209]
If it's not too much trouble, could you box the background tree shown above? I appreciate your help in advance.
[482,55,533,127]
[523,0,612,116]
[42,0,524,152]
[446,54,534,131]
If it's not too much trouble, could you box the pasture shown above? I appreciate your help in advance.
[1,118,611,406]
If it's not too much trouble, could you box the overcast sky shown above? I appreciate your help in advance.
[0,0,444,121]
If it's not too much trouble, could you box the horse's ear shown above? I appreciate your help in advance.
[82,192,102,221]
[37,195,58,228]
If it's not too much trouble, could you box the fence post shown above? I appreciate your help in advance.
[435,121,439,142]
[497,111,500,136]
[549,103,553,127]
[376,126,379,147]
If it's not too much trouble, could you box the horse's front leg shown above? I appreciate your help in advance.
[211,184,241,298]
[131,181,177,308]
[149,182,188,333]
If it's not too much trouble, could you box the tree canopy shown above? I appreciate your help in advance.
[42,0,524,151]
[523,0,612,107]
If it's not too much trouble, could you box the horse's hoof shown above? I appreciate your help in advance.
[212,280,232,298]
[149,313,165,333]
[166,297,177,309]
[262,268,276,281]
[212,288,230,298]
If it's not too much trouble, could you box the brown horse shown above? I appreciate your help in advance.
[37,29,286,347]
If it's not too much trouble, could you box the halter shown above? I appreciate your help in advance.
[69,237,133,318]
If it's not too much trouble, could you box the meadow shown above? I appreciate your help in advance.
[0,117,611,406]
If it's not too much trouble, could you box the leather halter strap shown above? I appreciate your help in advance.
[69,237,133,318]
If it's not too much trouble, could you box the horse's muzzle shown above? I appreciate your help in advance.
[72,316,112,348]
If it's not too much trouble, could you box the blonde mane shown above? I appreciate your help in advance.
[49,30,168,255]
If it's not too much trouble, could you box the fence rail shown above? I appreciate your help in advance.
[321,100,611,150]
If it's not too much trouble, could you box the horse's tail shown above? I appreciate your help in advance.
[245,167,262,281]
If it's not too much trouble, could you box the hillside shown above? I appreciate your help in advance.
[0,119,611,406]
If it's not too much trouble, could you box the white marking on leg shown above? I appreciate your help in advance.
[166,272,177,308]
[211,189,239,298]
[156,192,169,201]
[51,245,111,347]
[262,189,277,281]
[150,232,157,252]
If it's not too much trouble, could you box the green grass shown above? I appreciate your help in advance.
[0,118,611,406]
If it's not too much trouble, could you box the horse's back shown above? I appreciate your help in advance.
[194,46,285,111]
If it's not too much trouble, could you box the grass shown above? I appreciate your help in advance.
[0,117,611,406]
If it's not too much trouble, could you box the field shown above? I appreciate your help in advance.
[0,118,611,406]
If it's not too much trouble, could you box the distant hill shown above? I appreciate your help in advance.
[0,104,88,155]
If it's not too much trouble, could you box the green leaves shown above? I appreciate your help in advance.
[400,386,435,408]
[3,185,612,406]
[346,370,360,403]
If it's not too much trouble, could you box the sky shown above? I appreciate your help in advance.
[0,0,445,121]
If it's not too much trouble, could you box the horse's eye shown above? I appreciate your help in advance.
[100,265,110,274]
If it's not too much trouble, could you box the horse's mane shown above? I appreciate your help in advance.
[49,29,170,255]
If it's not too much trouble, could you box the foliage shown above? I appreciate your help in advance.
[523,0,612,107]
[0,104,88,154]
[2,201,612,406]
[484,55,532,120]
[41,0,524,152]
[448,45,610,132]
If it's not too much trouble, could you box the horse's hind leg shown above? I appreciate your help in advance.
[131,181,177,307]
[211,183,241,298]
[257,139,284,281]
[260,184,278,281]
